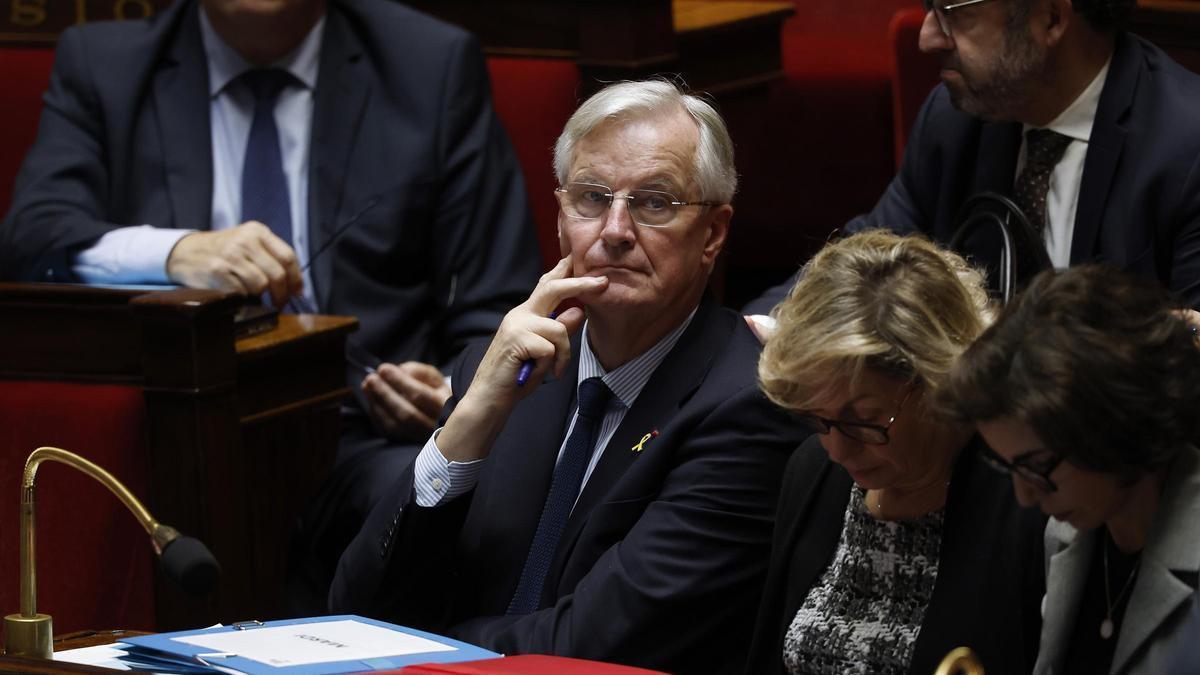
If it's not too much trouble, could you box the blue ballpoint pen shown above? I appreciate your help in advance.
[515,311,558,386]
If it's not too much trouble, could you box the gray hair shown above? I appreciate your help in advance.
[553,80,738,203]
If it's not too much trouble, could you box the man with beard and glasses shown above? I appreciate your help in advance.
[746,0,1200,314]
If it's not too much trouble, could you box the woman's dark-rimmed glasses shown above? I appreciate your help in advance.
[799,386,916,445]
[978,444,1063,492]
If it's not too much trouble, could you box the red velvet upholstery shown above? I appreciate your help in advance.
[721,1,927,304]
[485,58,581,271]
[889,7,942,168]
[0,48,55,216]
[0,381,155,634]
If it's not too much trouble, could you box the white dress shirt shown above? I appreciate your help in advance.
[1015,57,1111,269]
[71,7,324,310]
[413,309,698,508]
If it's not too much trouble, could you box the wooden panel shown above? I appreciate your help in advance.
[0,284,356,631]
[0,0,170,46]
[0,1,792,96]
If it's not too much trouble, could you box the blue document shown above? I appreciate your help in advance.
[118,615,501,674]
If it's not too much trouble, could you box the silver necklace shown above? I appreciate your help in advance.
[1100,534,1140,640]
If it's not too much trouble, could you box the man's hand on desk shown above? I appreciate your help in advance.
[166,221,303,307]
[363,362,452,442]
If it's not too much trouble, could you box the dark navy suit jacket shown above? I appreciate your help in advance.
[0,0,540,370]
[331,298,811,674]
[747,33,1200,313]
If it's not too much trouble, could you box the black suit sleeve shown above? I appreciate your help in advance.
[743,443,828,675]
[0,27,128,282]
[426,34,541,364]
[444,384,795,669]
[1168,151,1200,309]
[329,340,485,619]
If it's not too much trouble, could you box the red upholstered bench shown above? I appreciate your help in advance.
[889,7,942,167]
[722,1,929,303]
[0,47,55,216]
[0,381,156,634]
[485,57,581,271]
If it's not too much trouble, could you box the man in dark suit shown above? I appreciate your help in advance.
[747,0,1200,313]
[0,0,540,609]
[331,80,808,673]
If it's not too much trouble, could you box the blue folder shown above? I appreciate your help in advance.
[117,615,502,675]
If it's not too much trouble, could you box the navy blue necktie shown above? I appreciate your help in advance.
[240,69,293,248]
[507,377,613,615]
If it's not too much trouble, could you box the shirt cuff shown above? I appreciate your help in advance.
[70,225,194,284]
[413,428,485,507]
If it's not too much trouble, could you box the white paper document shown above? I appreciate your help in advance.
[173,619,455,667]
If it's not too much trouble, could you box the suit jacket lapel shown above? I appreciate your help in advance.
[153,2,212,231]
[1111,446,1200,673]
[1070,34,1134,265]
[473,337,580,604]
[782,460,850,623]
[547,300,729,584]
[308,6,371,310]
[1038,523,1092,674]
[972,121,1022,198]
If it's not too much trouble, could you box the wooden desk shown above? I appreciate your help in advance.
[0,631,146,673]
[407,0,794,96]
[0,284,357,630]
[0,1,792,98]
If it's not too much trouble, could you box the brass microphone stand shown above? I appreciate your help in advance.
[4,447,189,659]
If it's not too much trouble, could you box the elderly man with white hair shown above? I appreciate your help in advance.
[331,80,808,673]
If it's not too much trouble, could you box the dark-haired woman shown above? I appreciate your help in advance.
[945,265,1200,675]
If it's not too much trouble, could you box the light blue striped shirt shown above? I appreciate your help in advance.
[71,7,323,311]
[414,308,698,507]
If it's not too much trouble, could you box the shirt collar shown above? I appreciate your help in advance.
[1025,55,1111,143]
[576,307,699,410]
[199,6,325,97]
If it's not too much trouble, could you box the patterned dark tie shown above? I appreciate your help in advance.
[240,69,294,248]
[1012,128,1073,234]
[507,377,613,615]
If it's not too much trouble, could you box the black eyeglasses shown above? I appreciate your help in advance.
[923,0,1001,37]
[554,182,722,228]
[799,386,916,445]
[978,444,1064,492]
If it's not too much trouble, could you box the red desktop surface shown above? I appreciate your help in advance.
[396,655,667,674]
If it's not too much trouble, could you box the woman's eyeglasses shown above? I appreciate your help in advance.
[978,444,1063,492]
[798,386,916,445]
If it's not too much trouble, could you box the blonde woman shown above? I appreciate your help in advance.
[747,231,1045,675]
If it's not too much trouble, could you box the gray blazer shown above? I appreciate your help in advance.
[1035,446,1200,675]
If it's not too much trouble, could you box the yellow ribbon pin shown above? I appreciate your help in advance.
[632,429,659,452]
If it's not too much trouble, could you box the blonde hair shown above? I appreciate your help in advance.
[759,231,993,413]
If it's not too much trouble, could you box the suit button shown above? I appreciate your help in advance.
[44,269,54,279]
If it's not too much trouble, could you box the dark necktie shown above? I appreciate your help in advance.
[240,68,294,248]
[1012,128,1073,234]
[507,377,613,615]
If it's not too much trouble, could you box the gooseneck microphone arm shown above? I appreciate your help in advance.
[4,446,220,659]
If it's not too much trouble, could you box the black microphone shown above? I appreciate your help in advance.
[302,196,381,274]
[3,446,221,659]
[160,535,221,597]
